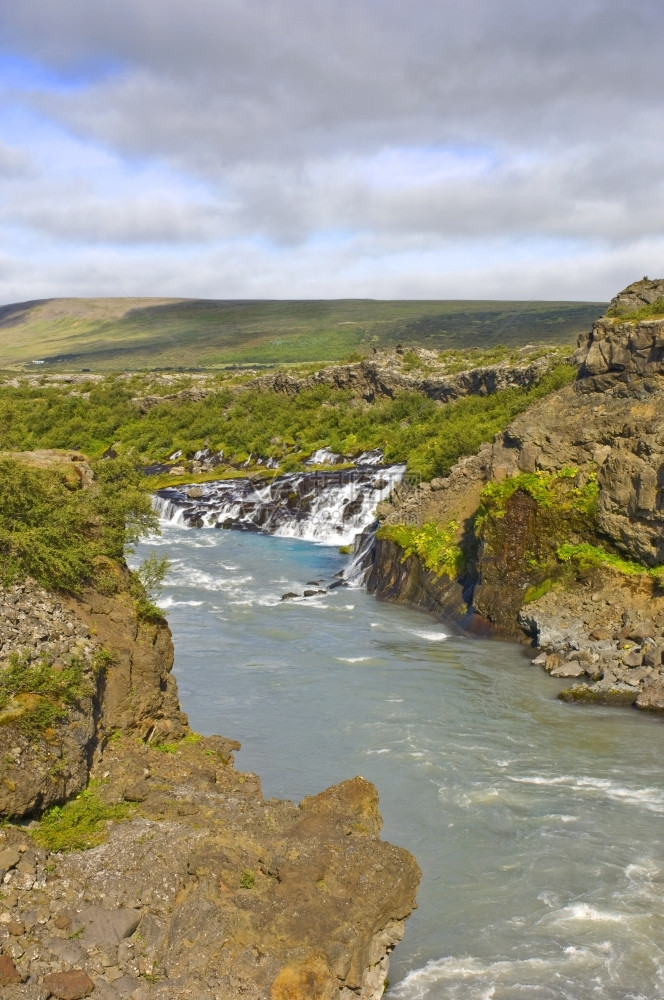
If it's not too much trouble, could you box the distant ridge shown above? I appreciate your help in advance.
[0,296,606,370]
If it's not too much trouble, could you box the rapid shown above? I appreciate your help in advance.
[132,469,664,999]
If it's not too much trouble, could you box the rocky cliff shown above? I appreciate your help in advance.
[371,279,664,709]
[249,345,560,404]
[0,482,419,999]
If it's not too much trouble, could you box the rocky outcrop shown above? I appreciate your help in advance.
[575,316,664,380]
[605,275,664,314]
[368,279,664,710]
[366,536,470,624]
[0,576,187,822]
[249,347,557,404]
[0,735,419,1000]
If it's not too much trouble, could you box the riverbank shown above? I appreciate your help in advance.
[0,517,419,999]
[369,279,664,713]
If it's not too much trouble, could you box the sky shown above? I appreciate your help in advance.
[0,0,662,304]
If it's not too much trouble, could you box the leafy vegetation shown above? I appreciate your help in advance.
[556,542,664,581]
[0,456,158,592]
[606,297,664,323]
[0,652,92,738]
[476,468,599,526]
[377,521,463,578]
[31,785,131,852]
[239,869,256,889]
[130,551,170,621]
[0,361,576,481]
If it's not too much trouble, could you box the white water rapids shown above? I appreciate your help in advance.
[134,467,664,999]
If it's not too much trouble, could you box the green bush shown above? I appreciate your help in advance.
[31,786,131,852]
[606,297,664,322]
[0,457,158,592]
[556,542,663,579]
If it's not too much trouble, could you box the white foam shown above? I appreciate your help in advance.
[388,953,558,999]
[158,597,204,608]
[508,774,664,813]
[409,629,448,642]
[548,901,628,925]
[335,656,372,663]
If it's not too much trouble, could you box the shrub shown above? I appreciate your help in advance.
[0,457,158,592]
[31,786,131,852]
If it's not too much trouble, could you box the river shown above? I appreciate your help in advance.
[132,520,664,1000]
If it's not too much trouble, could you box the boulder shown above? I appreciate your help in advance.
[0,955,21,985]
[42,971,95,1000]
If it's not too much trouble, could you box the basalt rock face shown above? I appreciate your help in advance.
[575,316,664,380]
[366,537,469,624]
[249,349,554,403]
[0,578,186,821]
[369,280,664,707]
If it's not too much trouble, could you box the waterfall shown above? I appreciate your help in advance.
[153,463,405,547]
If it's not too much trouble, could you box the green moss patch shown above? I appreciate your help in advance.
[377,521,464,578]
[0,653,93,737]
[556,542,664,581]
[31,785,131,852]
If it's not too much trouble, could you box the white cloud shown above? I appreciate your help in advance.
[0,0,662,302]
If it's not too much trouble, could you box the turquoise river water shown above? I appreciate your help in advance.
[133,522,664,1000]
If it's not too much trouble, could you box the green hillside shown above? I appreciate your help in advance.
[0,296,605,371]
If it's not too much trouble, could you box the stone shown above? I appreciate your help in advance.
[76,906,142,947]
[551,660,587,678]
[643,646,664,668]
[589,627,610,641]
[122,781,150,803]
[623,648,644,667]
[0,954,22,985]
[0,848,22,873]
[42,970,95,999]
[635,679,664,711]
[545,653,562,673]
[628,624,653,642]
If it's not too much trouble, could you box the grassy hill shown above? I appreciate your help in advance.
[0,296,605,371]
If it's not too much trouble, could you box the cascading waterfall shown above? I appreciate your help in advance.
[153,460,405,551]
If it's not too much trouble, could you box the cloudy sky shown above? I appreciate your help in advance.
[0,0,661,303]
